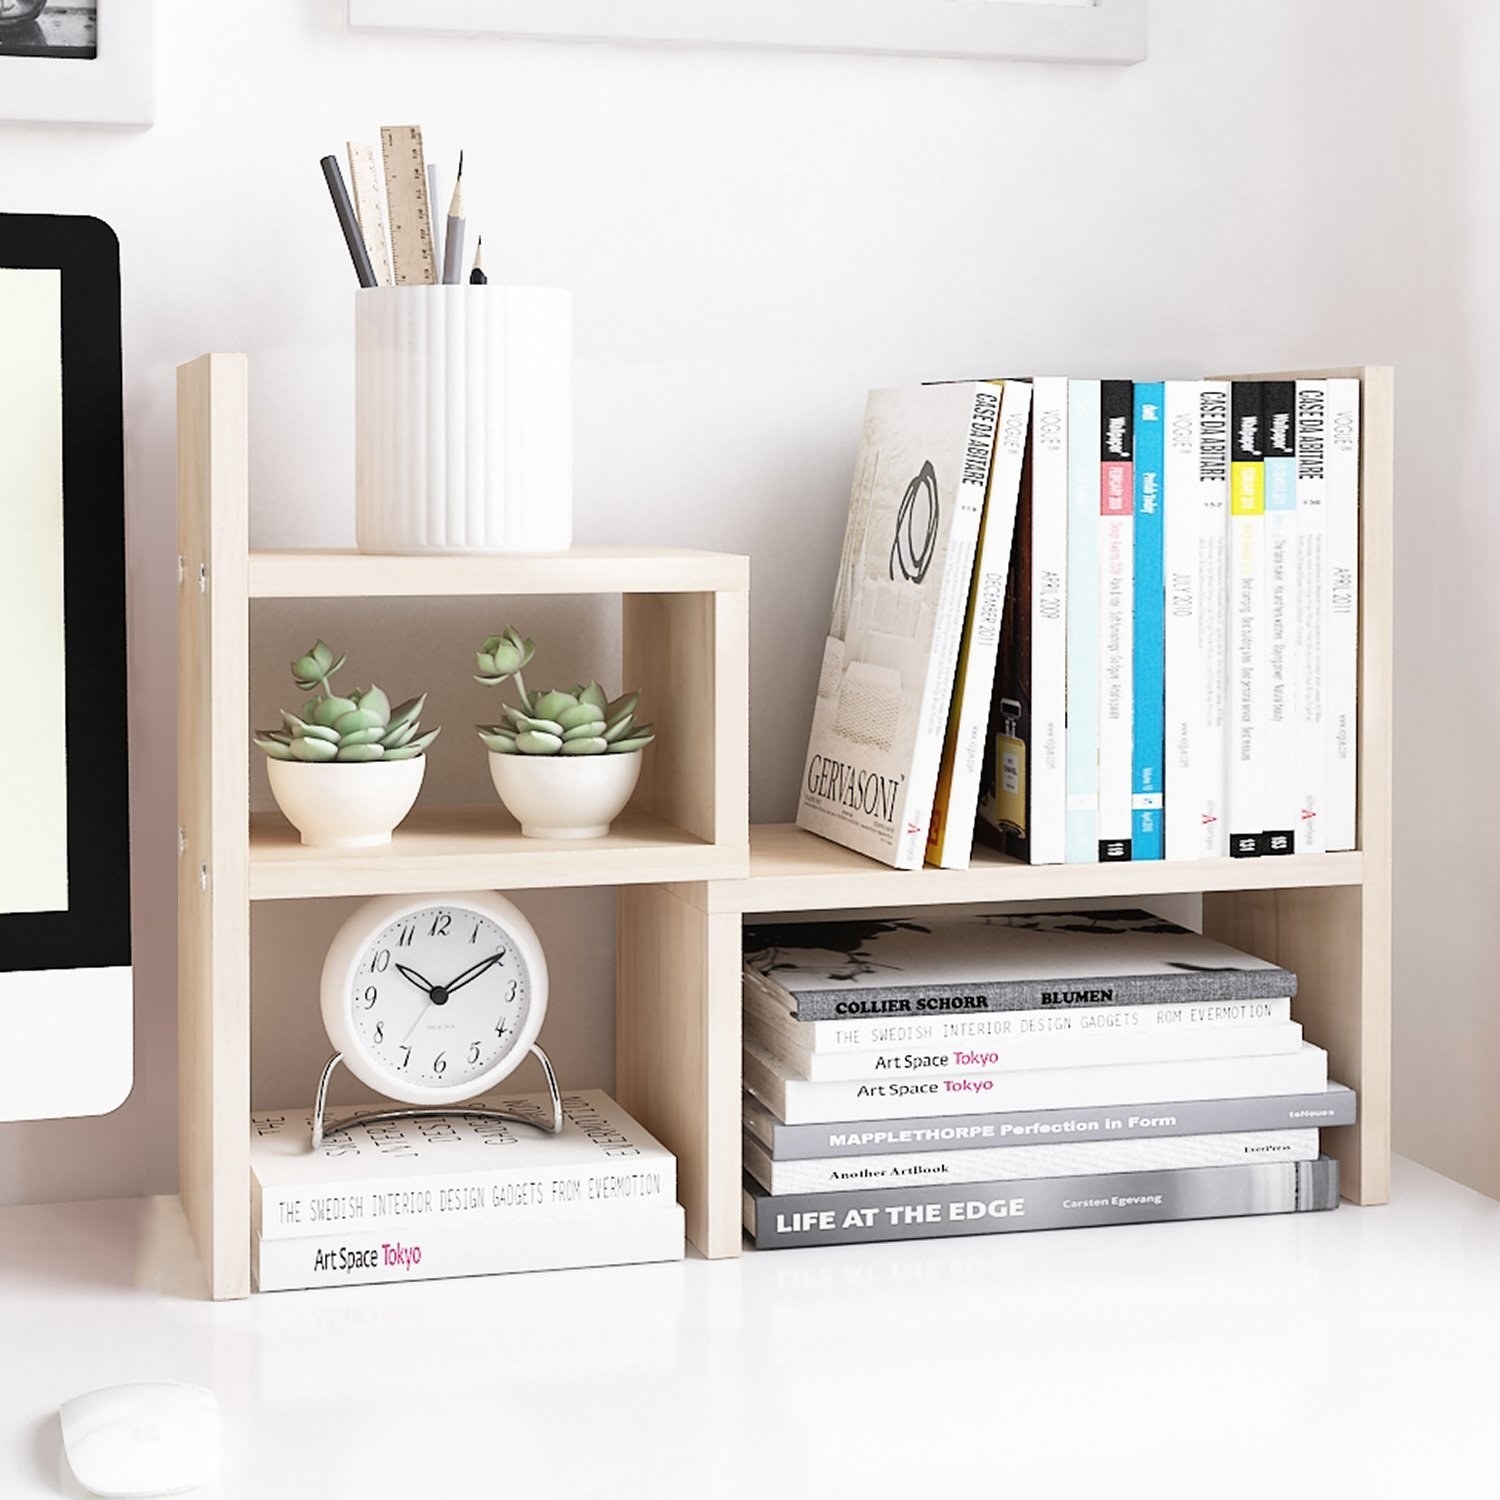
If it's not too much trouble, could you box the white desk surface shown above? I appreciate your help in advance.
[2,1156,1498,1499]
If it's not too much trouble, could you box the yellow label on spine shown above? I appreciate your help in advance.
[1230,461,1264,516]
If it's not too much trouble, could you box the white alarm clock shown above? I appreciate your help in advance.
[317,890,551,1124]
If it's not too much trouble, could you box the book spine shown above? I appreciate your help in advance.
[895,383,1003,868]
[743,1038,1328,1125]
[928,380,1032,868]
[253,1203,685,1291]
[1293,381,1329,852]
[1097,379,1135,862]
[745,1083,1357,1159]
[1195,381,1231,856]
[744,1156,1339,1248]
[1262,380,1298,855]
[744,975,1293,1054]
[1027,377,1070,865]
[745,1014,1304,1081]
[1131,383,1165,860]
[746,1127,1321,1195]
[1227,381,1266,857]
[1162,381,1201,860]
[256,1155,680,1242]
[1065,379,1101,862]
[781,964,1297,1022]
[1324,377,1361,850]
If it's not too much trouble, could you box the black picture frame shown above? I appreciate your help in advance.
[0,213,130,975]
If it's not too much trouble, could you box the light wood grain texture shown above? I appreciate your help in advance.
[616,885,742,1258]
[694,823,1364,916]
[622,588,751,857]
[177,355,252,1300]
[248,548,749,598]
[248,805,739,901]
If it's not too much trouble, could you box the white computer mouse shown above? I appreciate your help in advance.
[58,1382,223,1498]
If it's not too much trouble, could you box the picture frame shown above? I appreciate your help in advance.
[0,0,154,128]
[345,0,1147,65]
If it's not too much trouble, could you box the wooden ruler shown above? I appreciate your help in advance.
[380,125,437,285]
[346,142,393,287]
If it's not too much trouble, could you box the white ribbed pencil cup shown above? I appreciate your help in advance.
[355,285,573,554]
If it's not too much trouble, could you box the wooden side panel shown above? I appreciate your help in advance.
[622,588,750,862]
[177,354,252,1300]
[617,884,742,1258]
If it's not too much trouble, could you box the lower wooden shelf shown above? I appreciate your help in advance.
[248,805,747,901]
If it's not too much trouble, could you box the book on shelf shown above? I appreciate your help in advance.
[1324,376,1361,850]
[1097,378,1135,863]
[743,1033,1329,1125]
[744,1011,1305,1083]
[1065,378,1101,863]
[743,1156,1339,1249]
[976,375,1068,866]
[1228,381,1267,858]
[1195,380,1233,857]
[742,908,1295,1022]
[742,1083,1357,1160]
[1131,381,1166,860]
[796,381,1003,869]
[1293,379,1329,852]
[927,378,1032,869]
[744,1126,1321,1195]
[743,975,1295,1055]
[1263,380,1299,855]
[254,1202,685,1292]
[1162,379,1202,861]
[251,1090,677,1241]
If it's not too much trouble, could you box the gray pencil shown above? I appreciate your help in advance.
[442,151,466,286]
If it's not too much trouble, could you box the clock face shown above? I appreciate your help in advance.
[322,892,549,1105]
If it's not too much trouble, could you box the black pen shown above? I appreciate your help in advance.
[321,154,378,288]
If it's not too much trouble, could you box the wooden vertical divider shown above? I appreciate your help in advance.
[177,354,253,1299]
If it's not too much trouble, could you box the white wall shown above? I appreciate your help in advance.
[0,0,1445,1204]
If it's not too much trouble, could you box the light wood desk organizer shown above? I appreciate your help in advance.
[179,356,1391,1298]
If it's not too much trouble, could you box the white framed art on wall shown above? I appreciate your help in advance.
[346,0,1147,64]
[0,0,154,126]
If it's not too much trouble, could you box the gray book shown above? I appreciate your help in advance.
[743,1156,1340,1249]
[745,909,1296,1022]
[743,1082,1355,1160]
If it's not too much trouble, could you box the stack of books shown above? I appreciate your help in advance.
[741,911,1353,1249]
[796,377,1360,869]
[251,1089,684,1290]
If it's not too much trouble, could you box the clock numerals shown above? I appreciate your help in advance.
[362,985,378,1009]
[371,948,391,973]
[469,922,481,944]
[505,980,518,1002]
[429,912,452,939]
[396,924,415,948]
[468,1041,481,1064]
[399,1046,411,1070]
[373,1021,384,1044]
[433,1051,447,1076]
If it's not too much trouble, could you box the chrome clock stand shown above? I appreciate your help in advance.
[309,1043,564,1149]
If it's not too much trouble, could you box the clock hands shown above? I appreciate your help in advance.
[441,950,507,998]
[394,962,435,995]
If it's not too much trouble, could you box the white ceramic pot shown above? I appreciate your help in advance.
[266,756,426,849]
[487,751,643,839]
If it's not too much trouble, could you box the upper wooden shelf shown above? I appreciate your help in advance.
[702,823,1365,914]
[247,547,750,599]
[249,805,746,901]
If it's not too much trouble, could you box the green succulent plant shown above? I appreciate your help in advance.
[474,626,655,757]
[254,640,440,764]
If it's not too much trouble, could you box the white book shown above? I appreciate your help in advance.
[1028,376,1070,865]
[1324,377,1361,850]
[251,1090,676,1241]
[1097,380,1134,861]
[743,1036,1329,1125]
[798,383,1002,869]
[1065,380,1101,862]
[1162,380,1202,860]
[1195,381,1231,857]
[743,971,1294,1054]
[745,1012,1305,1081]
[928,379,1032,868]
[1262,382,1298,856]
[744,1127,1320,1195]
[252,1202,685,1291]
[1227,381,1266,858]
[1292,380,1329,852]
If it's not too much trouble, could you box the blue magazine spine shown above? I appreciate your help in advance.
[1132,383,1166,859]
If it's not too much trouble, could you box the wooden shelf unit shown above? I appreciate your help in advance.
[177,353,750,1299]
[180,356,1392,1289]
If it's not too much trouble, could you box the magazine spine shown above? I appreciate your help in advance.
[1262,380,1298,855]
[1195,381,1231,856]
[1097,379,1135,862]
[1065,379,1101,862]
[1293,380,1329,852]
[1162,381,1201,860]
[1324,377,1361,850]
[1131,382,1165,859]
[1227,380,1266,857]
